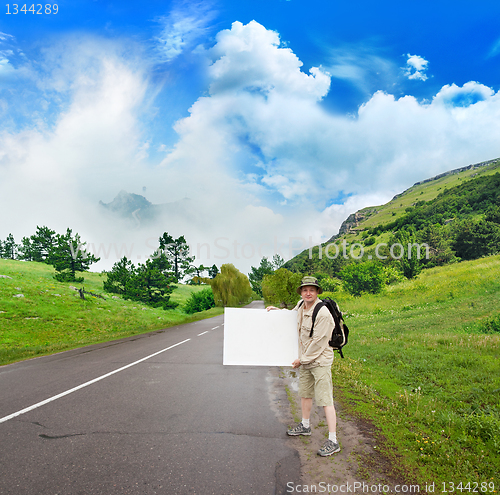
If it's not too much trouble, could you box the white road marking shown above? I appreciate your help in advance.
[0,338,191,425]
[211,326,220,330]
[197,331,208,336]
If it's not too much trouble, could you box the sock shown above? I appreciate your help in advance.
[301,418,310,428]
[329,432,337,443]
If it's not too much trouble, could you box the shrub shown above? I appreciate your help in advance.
[184,288,215,314]
[320,277,342,292]
[340,261,386,296]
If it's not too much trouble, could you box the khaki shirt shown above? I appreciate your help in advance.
[292,298,334,369]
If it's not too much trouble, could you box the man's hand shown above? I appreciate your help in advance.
[266,306,280,311]
[292,359,301,369]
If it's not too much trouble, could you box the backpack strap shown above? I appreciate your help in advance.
[309,301,324,338]
[298,300,325,338]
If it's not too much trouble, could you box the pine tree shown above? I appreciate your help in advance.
[208,264,219,279]
[158,233,194,282]
[124,259,177,309]
[103,257,134,294]
[18,237,34,261]
[30,226,56,262]
[3,234,17,259]
[248,257,275,297]
[47,228,100,282]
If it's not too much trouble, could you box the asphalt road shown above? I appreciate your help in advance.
[0,301,300,495]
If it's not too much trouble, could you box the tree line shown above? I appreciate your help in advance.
[270,173,500,300]
[0,226,100,282]
[0,226,259,313]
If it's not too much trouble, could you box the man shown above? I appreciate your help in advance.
[267,276,340,457]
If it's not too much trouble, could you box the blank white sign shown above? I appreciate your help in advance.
[223,308,298,366]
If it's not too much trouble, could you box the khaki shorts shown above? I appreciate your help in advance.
[298,366,334,407]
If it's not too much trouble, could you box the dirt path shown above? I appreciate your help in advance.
[268,367,406,493]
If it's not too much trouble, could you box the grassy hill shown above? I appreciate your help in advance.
[284,157,500,274]
[328,254,500,483]
[334,157,500,244]
[0,259,223,366]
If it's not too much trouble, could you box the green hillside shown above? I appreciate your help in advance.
[330,254,500,483]
[285,158,500,275]
[347,158,500,236]
[0,259,223,366]
[334,158,500,250]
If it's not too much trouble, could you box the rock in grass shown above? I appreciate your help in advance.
[0,275,13,279]
[13,294,24,298]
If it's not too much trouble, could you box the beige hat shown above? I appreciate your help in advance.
[296,276,323,294]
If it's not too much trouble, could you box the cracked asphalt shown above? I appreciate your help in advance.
[0,302,300,494]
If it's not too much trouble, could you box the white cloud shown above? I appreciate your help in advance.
[2,21,500,276]
[158,22,500,249]
[155,1,216,63]
[487,37,500,58]
[404,53,429,81]
[433,81,494,107]
[0,56,15,76]
[208,21,330,99]
[0,36,151,251]
[325,44,399,95]
[0,32,14,42]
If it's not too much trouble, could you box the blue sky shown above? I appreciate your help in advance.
[2,0,500,272]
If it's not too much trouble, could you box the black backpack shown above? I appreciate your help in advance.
[299,298,349,358]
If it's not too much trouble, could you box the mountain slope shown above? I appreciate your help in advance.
[330,157,500,242]
[284,157,500,275]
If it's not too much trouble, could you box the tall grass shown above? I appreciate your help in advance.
[329,255,500,484]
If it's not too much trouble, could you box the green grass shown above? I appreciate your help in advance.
[329,254,500,484]
[0,259,223,365]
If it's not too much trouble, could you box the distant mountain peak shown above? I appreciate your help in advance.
[98,190,193,228]
[99,191,152,215]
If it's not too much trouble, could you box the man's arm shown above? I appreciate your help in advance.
[266,300,302,312]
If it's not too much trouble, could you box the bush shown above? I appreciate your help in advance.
[320,277,342,292]
[340,261,386,296]
[452,219,500,261]
[476,314,500,334]
[184,288,215,314]
[383,265,404,285]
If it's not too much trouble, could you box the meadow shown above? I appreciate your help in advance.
[0,259,223,365]
[326,255,500,485]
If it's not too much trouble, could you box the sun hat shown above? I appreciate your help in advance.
[296,276,323,294]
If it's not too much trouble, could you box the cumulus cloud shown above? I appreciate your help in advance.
[159,22,500,244]
[433,81,494,107]
[404,53,429,81]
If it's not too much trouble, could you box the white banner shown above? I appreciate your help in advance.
[223,308,298,366]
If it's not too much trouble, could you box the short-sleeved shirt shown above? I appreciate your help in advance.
[292,298,334,369]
